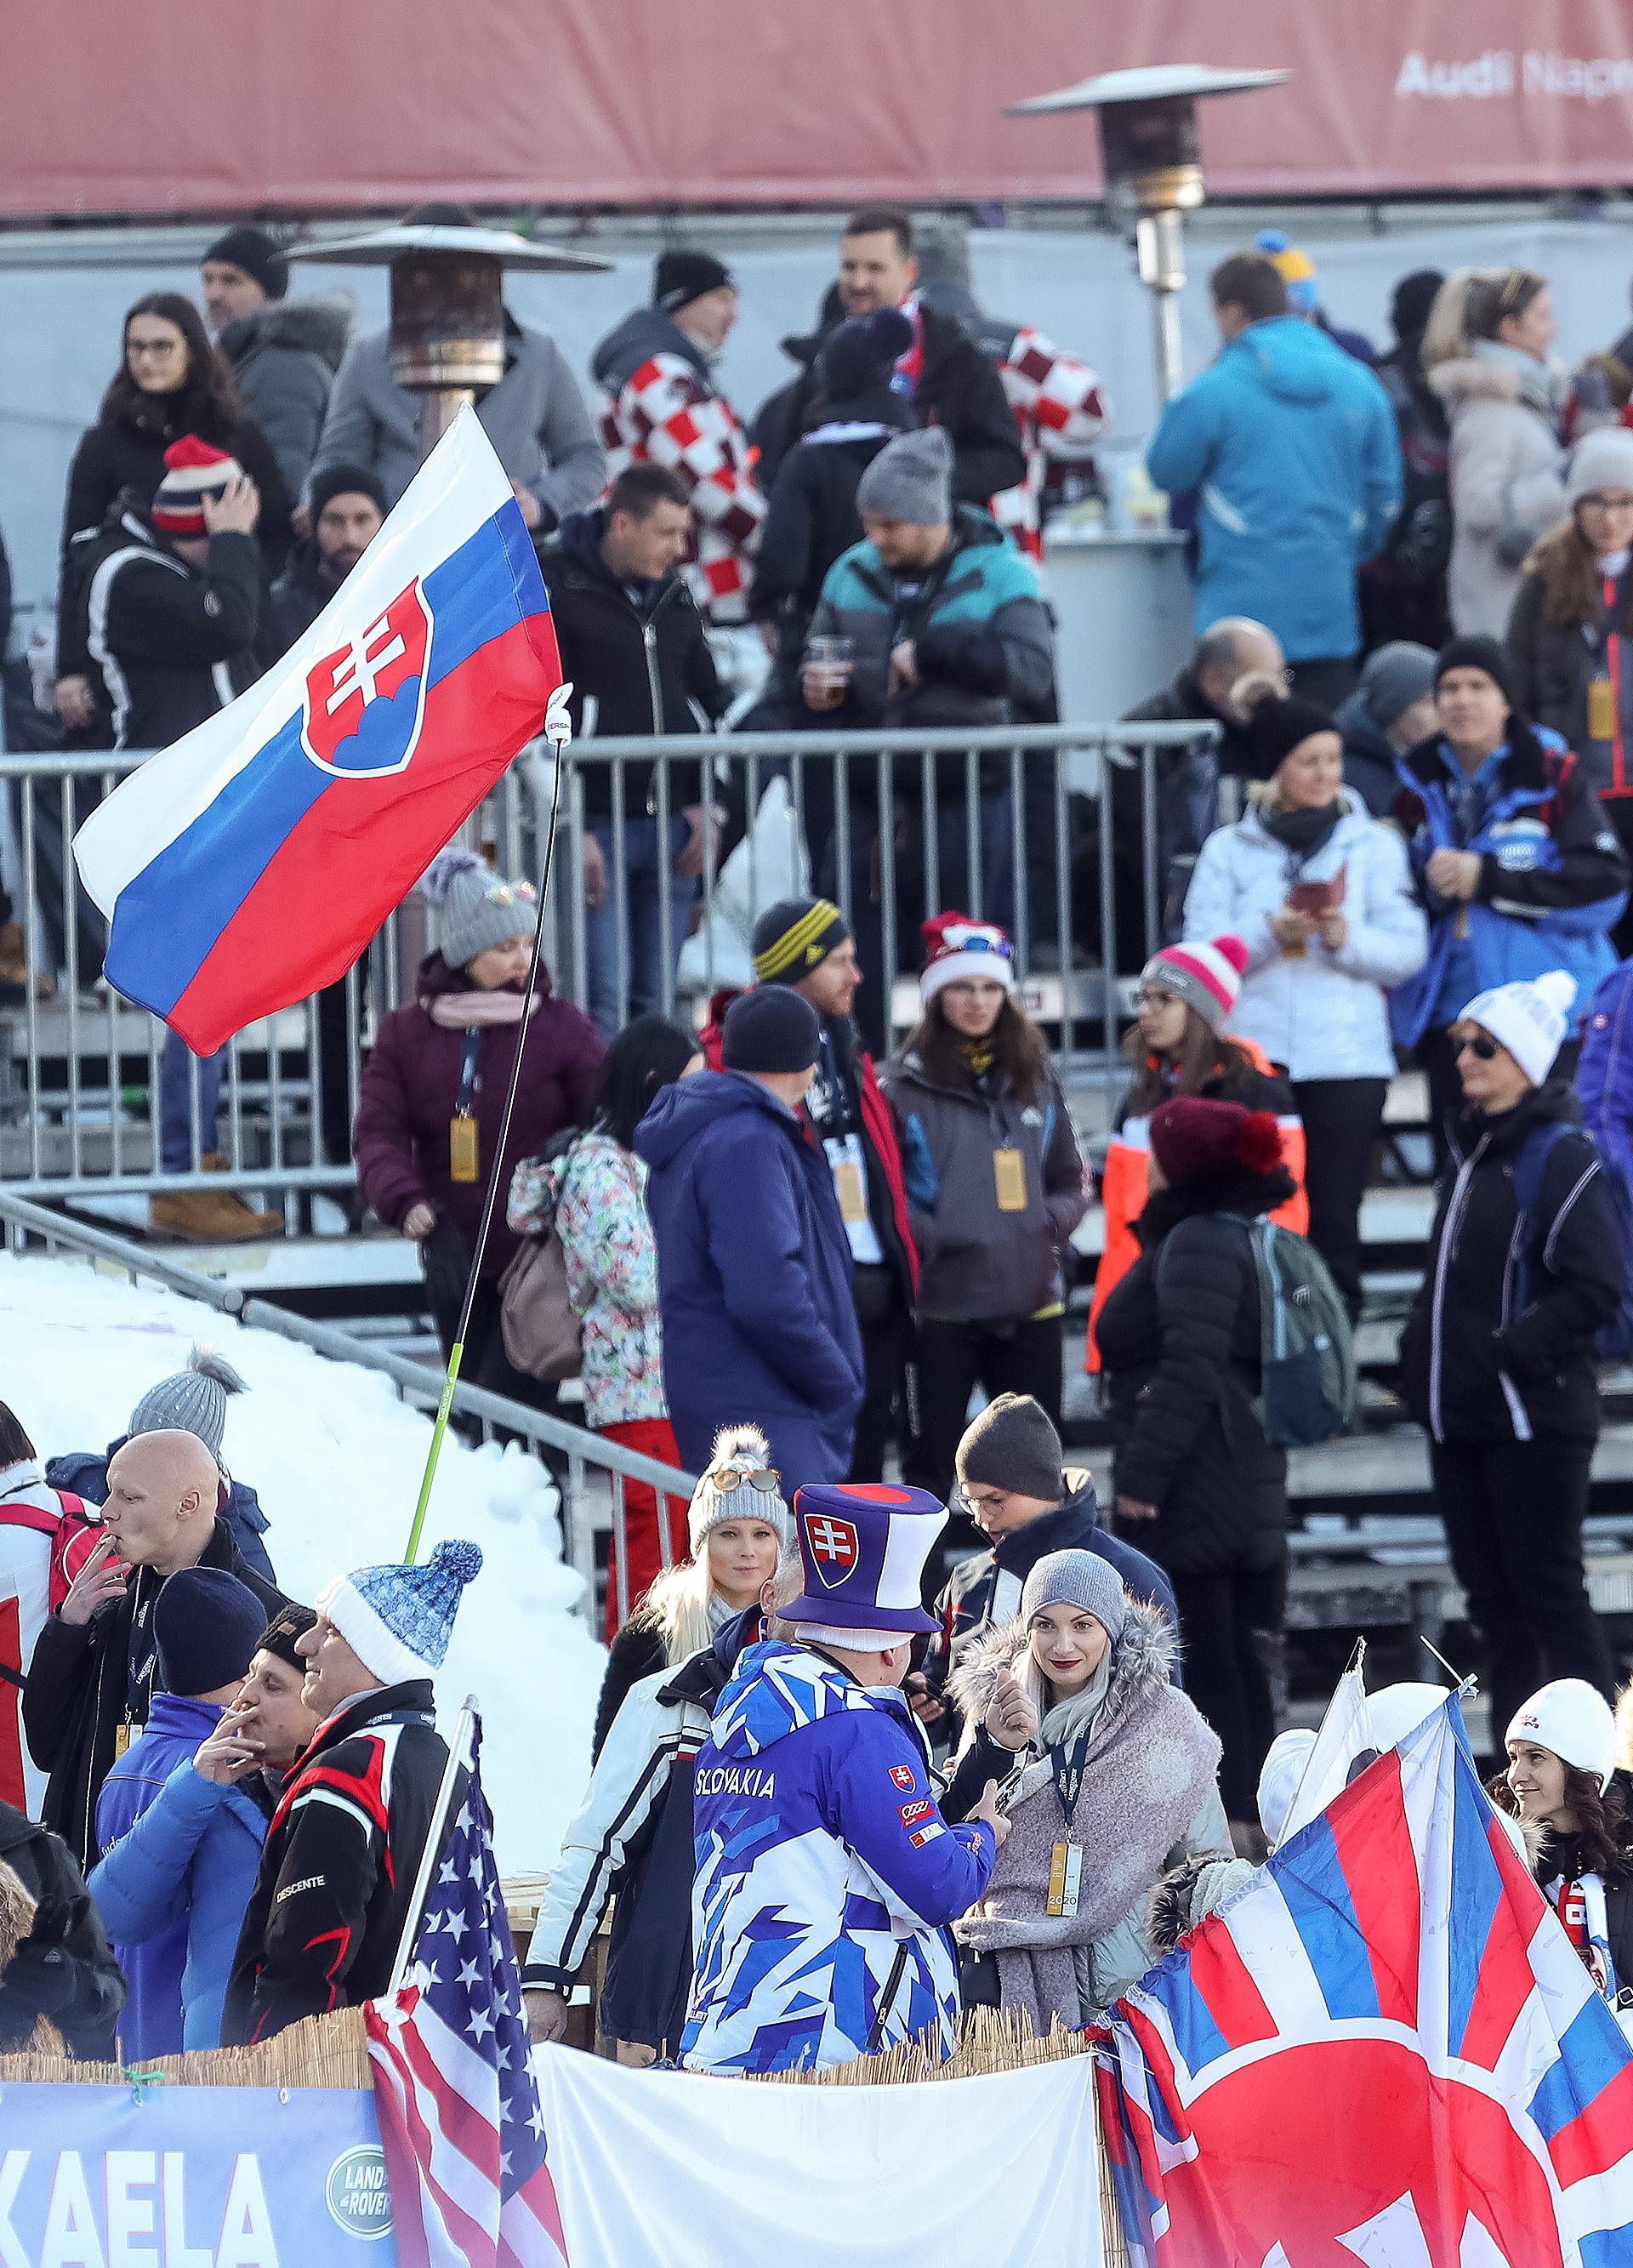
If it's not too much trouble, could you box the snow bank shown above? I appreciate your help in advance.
[0,1252,605,1872]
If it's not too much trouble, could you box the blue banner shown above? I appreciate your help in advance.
[0,2083,399,2266]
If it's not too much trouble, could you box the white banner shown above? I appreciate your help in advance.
[532,2044,1107,2268]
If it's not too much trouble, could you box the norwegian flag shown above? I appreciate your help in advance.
[1094,1699,1633,2266]
[366,1722,569,2267]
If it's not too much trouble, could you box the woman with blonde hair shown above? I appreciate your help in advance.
[1424,267,1568,637]
[590,1424,791,1758]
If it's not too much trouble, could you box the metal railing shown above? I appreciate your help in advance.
[0,1189,697,1630]
[0,720,1218,1200]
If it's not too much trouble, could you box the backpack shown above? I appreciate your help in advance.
[1511,1117,1633,1363]
[1157,1218,1355,1448]
[498,1140,585,1382]
[1238,1220,1356,1448]
[0,1488,105,1616]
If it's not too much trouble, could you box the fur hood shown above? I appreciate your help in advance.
[948,1591,1179,1749]
[219,293,353,373]
[1427,353,1525,407]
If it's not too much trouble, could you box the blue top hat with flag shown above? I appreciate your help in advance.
[783,1483,946,1637]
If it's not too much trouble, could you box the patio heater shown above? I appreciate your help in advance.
[1006,64,1289,401]
[287,204,611,460]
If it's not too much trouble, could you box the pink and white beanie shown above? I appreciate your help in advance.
[919,912,1016,1005]
[1141,935,1250,1034]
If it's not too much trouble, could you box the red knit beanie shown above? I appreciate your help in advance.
[1149,1097,1283,1187]
[152,435,242,537]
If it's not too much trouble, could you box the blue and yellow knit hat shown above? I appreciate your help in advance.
[316,1537,482,1684]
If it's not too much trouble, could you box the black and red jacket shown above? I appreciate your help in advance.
[700,988,919,1302]
[220,1679,452,2045]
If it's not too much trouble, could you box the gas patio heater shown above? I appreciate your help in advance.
[287,204,611,461]
[1006,64,1289,402]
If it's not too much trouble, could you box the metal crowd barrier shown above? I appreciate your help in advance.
[0,1189,697,1630]
[0,721,1218,1202]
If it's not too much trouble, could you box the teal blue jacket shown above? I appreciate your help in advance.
[1147,316,1401,663]
[806,505,1053,735]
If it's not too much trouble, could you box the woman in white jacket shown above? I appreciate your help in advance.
[1425,268,1568,638]
[1184,690,1427,1318]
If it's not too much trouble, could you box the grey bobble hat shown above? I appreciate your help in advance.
[420,846,537,972]
[688,1423,794,1553]
[1359,641,1437,732]
[856,426,954,527]
[955,1393,1065,1505]
[1568,425,1633,508]
[1019,1547,1129,1641]
[128,1345,246,1462]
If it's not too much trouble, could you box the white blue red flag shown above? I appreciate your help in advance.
[365,1720,568,2266]
[73,407,562,1054]
[1095,1700,1633,2265]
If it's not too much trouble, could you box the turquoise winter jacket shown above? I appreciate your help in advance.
[1146,316,1401,664]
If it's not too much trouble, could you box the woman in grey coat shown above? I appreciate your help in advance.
[881,915,1087,1502]
[943,1549,1229,2030]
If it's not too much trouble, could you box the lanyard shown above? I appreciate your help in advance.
[1605,576,1626,795]
[455,1029,481,1119]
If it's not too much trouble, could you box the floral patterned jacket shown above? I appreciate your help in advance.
[507,1132,668,1428]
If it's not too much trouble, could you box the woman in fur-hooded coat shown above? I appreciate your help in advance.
[943,1548,1229,2029]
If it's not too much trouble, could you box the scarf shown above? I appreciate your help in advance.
[959,1038,996,1087]
[1543,1827,1620,2003]
[1038,1657,1113,1819]
[1471,335,1565,425]
[427,990,538,1029]
[1258,798,1344,859]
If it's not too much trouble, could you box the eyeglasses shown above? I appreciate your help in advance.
[1454,1034,1499,1061]
[1135,987,1178,1010]
[704,1466,781,1495]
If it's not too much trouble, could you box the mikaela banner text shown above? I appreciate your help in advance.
[0,2085,397,2268]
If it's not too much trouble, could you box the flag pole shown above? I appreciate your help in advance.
[403,686,573,1566]
[384,1695,478,2003]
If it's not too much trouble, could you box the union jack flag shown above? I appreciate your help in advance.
[1093,1700,1633,2266]
[366,1722,569,2266]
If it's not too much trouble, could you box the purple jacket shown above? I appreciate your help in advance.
[353,954,606,1278]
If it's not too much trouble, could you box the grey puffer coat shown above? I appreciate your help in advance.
[946,1598,1228,2026]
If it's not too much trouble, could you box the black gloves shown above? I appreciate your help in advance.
[420,1211,474,1322]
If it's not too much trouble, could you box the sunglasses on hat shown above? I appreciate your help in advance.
[705,1465,781,1495]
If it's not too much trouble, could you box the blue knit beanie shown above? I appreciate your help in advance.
[154,1567,268,1698]
[316,1538,483,1684]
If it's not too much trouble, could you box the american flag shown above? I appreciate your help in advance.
[365,1721,569,2267]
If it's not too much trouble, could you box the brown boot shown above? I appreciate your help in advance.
[150,1156,283,1243]
[0,921,54,1002]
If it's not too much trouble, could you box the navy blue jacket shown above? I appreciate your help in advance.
[635,1069,864,1484]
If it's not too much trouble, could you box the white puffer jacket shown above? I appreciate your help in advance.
[1183,796,1428,1081]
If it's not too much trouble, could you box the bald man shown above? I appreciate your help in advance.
[23,1430,286,1871]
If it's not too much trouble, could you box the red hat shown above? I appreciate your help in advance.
[1149,1097,1283,1188]
[1141,934,1249,1034]
[152,436,242,537]
[919,912,1016,1004]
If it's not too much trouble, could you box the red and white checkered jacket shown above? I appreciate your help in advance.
[990,325,1110,560]
[598,354,765,625]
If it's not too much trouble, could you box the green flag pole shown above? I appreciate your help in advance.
[403,683,572,1564]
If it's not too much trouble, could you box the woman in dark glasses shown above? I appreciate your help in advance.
[1397,970,1623,1752]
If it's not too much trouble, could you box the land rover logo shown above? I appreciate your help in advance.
[327,2145,393,2239]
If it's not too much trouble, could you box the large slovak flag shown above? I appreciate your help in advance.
[1095,1700,1633,2265]
[73,406,562,1055]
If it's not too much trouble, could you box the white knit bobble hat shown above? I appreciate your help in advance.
[1505,1679,1618,1792]
[1459,970,1576,1089]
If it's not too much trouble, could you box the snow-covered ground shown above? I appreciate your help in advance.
[0,1251,605,1872]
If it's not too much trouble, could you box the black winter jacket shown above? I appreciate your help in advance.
[222,1680,452,2045]
[266,537,346,652]
[22,1517,286,1873]
[751,383,914,645]
[76,494,270,752]
[1398,1080,1623,1445]
[0,1798,126,2058]
[58,395,291,707]
[538,509,724,819]
[592,1616,669,1762]
[1097,1168,1293,1577]
[922,1484,1181,1705]
[752,302,1024,507]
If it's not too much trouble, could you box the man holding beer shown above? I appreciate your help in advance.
[799,426,1055,1051]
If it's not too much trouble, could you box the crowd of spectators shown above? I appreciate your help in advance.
[9,214,1633,2062]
